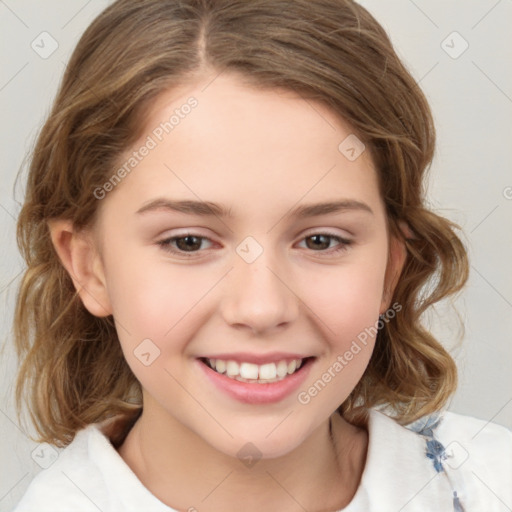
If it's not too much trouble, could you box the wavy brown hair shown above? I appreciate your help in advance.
[13,0,469,447]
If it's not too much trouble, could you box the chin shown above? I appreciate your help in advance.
[203,422,310,462]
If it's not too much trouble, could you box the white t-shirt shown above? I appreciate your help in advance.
[12,408,512,511]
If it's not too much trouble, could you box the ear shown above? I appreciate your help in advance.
[47,218,113,317]
[379,220,409,314]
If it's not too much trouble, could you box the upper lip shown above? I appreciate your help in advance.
[198,352,313,365]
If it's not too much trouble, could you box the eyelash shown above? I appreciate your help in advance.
[156,232,353,258]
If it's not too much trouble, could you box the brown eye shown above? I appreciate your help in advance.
[298,233,352,255]
[157,232,352,258]
[157,234,213,256]
[305,234,332,250]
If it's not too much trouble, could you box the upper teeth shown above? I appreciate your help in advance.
[207,358,303,381]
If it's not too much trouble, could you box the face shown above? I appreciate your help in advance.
[79,73,404,459]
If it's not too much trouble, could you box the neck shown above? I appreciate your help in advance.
[117,400,368,512]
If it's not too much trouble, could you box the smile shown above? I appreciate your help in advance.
[196,355,315,404]
[202,357,305,383]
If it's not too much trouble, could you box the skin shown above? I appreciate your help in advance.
[49,72,407,511]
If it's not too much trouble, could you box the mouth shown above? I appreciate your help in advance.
[198,356,315,384]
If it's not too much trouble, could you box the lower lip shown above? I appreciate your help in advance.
[196,358,314,404]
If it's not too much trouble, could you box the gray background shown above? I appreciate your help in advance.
[1,1,511,510]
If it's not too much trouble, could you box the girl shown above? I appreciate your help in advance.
[12,0,512,511]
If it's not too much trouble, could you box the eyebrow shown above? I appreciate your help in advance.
[135,198,374,218]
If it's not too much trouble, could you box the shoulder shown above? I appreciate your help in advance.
[12,424,115,511]
[436,409,512,447]
[437,411,512,477]
[407,409,512,510]
[434,409,512,472]
[356,407,512,511]
[13,415,175,512]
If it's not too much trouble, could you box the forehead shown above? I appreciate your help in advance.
[141,73,361,156]
[98,73,384,227]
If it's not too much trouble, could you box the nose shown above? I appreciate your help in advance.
[220,248,299,335]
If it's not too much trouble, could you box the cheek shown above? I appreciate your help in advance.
[305,252,388,338]
[107,263,201,336]
[105,261,203,398]
[104,249,218,364]
[298,250,388,395]
[298,294,382,409]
